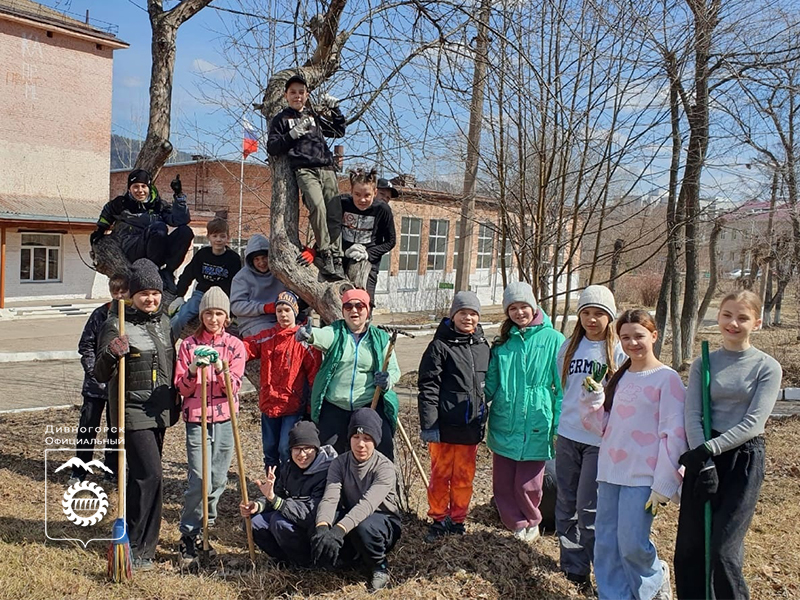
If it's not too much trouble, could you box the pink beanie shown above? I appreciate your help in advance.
[341,288,370,307]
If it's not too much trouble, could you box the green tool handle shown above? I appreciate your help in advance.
[701,340,713,600]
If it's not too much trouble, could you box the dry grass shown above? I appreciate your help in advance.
[1,394,800,600]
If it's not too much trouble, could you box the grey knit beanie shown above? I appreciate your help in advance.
[199,286,230,318]
[577,285,617,319]
[502,281,537,314]
[128,259,162,296]
[449,290,481,319]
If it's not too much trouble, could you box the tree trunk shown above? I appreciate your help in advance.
[697,218,722,324]
[608,239,624,293]
[135,0,213,177]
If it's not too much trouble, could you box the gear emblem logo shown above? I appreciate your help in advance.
[61,481,109,526]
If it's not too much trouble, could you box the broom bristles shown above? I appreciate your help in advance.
[107,518,132,582]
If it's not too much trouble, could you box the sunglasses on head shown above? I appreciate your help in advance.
[343,301,367,312]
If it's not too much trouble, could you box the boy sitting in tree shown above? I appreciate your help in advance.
[267,73,346,280]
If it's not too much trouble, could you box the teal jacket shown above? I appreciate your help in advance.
[485,316,565,461]
[309,320,400,431]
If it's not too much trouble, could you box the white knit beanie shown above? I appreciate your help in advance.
[502,281,537,314]
[577,285,617,319]
[199,286,230,318]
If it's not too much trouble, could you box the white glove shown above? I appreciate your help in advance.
[645,490,670,516]
[168,296,184,317]
[345,244,369,262]
[289,115,314,139]
[320,93,339,109]
[192,345,218,367]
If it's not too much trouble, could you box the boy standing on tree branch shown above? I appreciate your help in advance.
[267,73,346,281]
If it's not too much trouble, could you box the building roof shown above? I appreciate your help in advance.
[0,193,101,224]
[0,0,128,47]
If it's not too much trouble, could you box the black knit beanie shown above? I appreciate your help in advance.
[127,169,152,188]
[128,259,163,296]
[288,420,320,449]
[347,408,383,446]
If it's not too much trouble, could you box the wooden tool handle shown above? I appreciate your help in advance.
[200,367,209,552]
[117,299,126,518]
[370,332,398,410]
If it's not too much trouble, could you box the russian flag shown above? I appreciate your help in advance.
[243,119,259,158]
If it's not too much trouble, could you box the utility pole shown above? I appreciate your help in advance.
[454,0,491,292]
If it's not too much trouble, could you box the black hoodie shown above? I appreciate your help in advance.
[417,319,490,445]
[266,106,345,170]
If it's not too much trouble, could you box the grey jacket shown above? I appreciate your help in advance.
[230,234,286,338]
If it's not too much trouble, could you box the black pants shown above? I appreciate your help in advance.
[340,512,402,568]
[126,427,166,560]
[674,435,765,600]
[73,394,117,477]
[251,509,312,566]
[318,399,395,461]
[122,222,194,273]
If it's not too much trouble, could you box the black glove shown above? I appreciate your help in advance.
[679,443,712,474]
[694,462,719,502]
[108,335,130,358]
[170,174,182,196]
[311,524,345,566]
[90,228,105,246]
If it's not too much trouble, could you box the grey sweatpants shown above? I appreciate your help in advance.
[555,435,599,577]
[295,167,342,257]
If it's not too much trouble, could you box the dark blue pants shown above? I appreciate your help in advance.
[340,512,402,568]
[674,436,765,600]
[318,400,394,461]
[123,222,193,272]
[251,510,312,566]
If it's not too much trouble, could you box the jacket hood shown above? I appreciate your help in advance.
[434,318,486,345]
[245,234,271,273]
[509,309,555,339]
[305,444,337,475]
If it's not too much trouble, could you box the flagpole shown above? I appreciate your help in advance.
[238,153,244,255]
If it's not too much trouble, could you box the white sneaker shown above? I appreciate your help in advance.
[513,528,527,540]
[654,559,672,600]
[525,525,541,542]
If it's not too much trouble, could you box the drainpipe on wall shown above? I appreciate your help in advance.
[0,225,6,309]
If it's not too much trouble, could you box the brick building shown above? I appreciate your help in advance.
[0,0,127,306]
[113,158,578,312]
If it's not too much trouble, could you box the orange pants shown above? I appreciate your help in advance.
[427,442,479,524]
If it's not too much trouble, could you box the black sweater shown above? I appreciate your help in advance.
[267,106,345,170]
[417,320,490,445]
[175,246,242,297]
[340,196,396,265]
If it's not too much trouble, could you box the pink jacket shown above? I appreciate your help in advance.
[174,329,246,424]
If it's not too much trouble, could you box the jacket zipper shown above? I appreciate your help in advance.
[465,338,475,424]
[349,332,363,411]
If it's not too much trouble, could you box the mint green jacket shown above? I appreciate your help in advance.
[485,318,565,461]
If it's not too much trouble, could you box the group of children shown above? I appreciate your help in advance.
[417,283,781,600]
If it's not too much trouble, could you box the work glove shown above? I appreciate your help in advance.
[295,319,313,342]
[374,371,390,389]
[193,345,219,367]
[168,297,184,317]
[420,429,440,444]
[344,244,369,262]
[645,490,670,516]
[108,335,130,358]
[90,228,106,246]
[679,443,713,474]
[263,302,276,314]
[289,115,314,140]
[694,462,719,502]
[320,93,339,109]
[170,174,183,196]
[311,524,345,566]
[581,363,608,393]
[297,246,316,267]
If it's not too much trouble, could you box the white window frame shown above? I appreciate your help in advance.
[20,233,62,283]
[427,219,449,272]
[398,216,421,290]
[477,223,494,269]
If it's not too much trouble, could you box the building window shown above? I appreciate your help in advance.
[732,231,738,240]
[477,223,494,269]
[427,219,449,271]
[20,233,61,282]
[398,217,421,290]
[453,220,460,268]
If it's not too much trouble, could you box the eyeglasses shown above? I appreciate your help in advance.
[343,302,367,312]
[291,446,316,455]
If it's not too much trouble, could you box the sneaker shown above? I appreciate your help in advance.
[370,561,390,591]
[332,256,347,280]
[513,527,527,540]
[565,572,595,597]
[654,560,672,600]
[178,535,198,568]
[132,556,155,572]
[447,520,466,535]
[524,525,540,542]
[424,520,449,543]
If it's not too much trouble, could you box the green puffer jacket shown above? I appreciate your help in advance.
[485,316,565,461]
[95,302,179,431]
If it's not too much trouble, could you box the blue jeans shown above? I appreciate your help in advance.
[171,289,203,339]
[595,482,664,600]
[260,413,302,471]
[179,420,235,537]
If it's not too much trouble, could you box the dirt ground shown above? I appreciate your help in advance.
[1,398,799,600]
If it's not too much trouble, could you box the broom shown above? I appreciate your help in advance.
[108,299,132,582]
[701,341,713,600]
[222,360,256,561]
